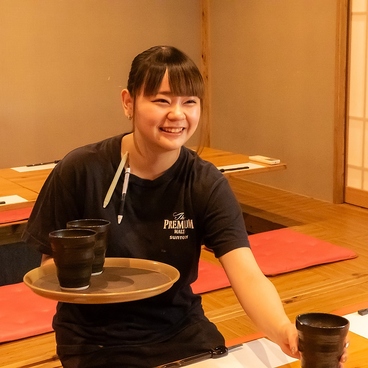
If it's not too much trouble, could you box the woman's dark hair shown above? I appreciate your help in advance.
[127,46,204,101]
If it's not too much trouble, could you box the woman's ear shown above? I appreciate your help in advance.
[121,89,133,119]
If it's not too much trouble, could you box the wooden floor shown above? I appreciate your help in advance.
[1,177,368,367]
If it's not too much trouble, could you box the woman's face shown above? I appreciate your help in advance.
[132,71,201,154]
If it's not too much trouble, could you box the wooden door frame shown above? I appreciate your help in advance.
[334,0,350,204]
[201,0,211,148]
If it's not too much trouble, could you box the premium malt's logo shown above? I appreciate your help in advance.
[163,212,194,240]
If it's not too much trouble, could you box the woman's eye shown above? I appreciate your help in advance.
[185,99,198,105]
[153,98,169,104]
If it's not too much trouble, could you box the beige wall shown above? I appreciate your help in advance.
[0,0,201,168]
[208,0,338,202]
[1,0,340,202]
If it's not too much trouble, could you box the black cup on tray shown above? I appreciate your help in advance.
[49,228,96,291]
[67,219,111,276]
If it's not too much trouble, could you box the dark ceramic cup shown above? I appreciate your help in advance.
[66,219,110,275]
[296,312,349,368]
[49,228,96,290]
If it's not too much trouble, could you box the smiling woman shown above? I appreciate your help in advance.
[126,46,205,103]
[122,74,201,174]
[121,46,206,178]
[22,45,303,368]
[120,46,206,180]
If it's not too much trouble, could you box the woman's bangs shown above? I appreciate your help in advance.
[167,65,204,99]
[142,64,204,99]
[141,64,166,96]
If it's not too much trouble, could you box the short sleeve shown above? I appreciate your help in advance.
[200,174,250,258]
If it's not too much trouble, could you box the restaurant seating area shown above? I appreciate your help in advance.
[1,1,365,364]
[1,176,368,366]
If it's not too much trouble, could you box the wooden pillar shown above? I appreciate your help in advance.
[201,0,211,147]
[333,0,349,203]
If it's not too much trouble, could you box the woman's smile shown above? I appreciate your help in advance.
[159,127,185,134]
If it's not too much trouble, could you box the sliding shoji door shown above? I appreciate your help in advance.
[346,0,368,208]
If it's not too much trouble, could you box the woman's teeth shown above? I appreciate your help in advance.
[160,127,184,133]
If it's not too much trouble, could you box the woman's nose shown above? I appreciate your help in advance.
[168,104,185,120]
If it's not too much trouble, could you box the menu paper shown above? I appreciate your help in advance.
[344,312,368,339]
[0,195,28,205]
[189,338,297,368]
[11,163,57,172]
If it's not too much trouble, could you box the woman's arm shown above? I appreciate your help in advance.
[219,247,300,358]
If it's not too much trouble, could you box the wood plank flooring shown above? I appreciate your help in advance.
[1,177,368,367]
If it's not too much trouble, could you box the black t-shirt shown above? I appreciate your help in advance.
[23,134,249,348]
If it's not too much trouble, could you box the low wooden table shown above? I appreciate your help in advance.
[199,147,286,175]
[0,147,286,222]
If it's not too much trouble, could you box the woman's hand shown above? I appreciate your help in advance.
[339,338,349,367]
[275,322,300,359]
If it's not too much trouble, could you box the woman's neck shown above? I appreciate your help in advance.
[121,134,181,180]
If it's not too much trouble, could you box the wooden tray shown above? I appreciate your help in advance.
[23,258,180,304]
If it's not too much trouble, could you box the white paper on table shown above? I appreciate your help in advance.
[344,312,368,339]
[11,163,57,172]
[190,338,297,368]
[0,195,28,205]
[217,162,264,173]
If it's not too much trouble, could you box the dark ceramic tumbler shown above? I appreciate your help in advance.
[296,312,349,368]
[49,228,96,291]
[67,219,110,275]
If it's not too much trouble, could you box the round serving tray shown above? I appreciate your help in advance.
[23,257,180,304]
